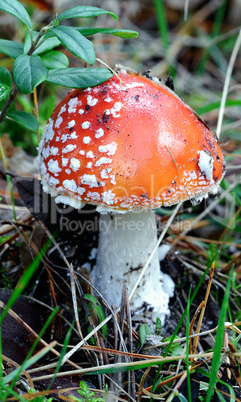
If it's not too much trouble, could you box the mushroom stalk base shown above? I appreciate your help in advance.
[91,210,174,325]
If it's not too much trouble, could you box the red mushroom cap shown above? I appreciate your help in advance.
[38,72,225,212]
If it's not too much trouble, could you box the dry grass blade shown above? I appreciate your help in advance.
[219,205,241,243]
[2,355,34,389]
[137,366,152,402]
[68,262,83,340]
[216,28,241,138]
[4,389,60,401]
[191,262,215,357]
[188,301,205,354]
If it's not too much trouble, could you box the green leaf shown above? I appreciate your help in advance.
[0,85,11,102]
[13,54,48,94]
[79,381,90,395]
[155,317,162,336]
[139,324,153,345]
[46,67,113,88]
[49,26,95,65]
[57,6,117,21]
[34,36,61,55]
[176,394,188,402]
[77,27,138,39]
[0,39,23,59]
[0,67,12,101]
[40,50,69,69]
[7,111,39,131]
[0,66,12,87]
[84,294,107,338]
[0,0,32,29]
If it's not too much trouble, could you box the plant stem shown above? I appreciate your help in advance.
[28,30,43,55]
[33,87,40,142]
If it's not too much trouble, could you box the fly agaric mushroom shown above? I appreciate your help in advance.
[38,71,225,324]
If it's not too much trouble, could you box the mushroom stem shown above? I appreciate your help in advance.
[91,210,174,324]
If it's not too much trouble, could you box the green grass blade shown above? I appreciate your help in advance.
[80,356,191,376]
[197,368,235,400]
[47,323,73,390]
[214,391,228,402]
[198,0,228,73]
[153,0,169,53]
[0,382,26,401]
[195,99,241,116]
[205,268,233,401]
[186,287,192,401]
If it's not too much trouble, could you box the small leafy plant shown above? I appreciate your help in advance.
[69,381,106,402]
[27,390,53,402]
[0,0,137,132]
[139,317,163,345]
